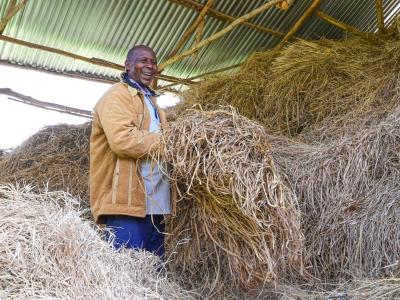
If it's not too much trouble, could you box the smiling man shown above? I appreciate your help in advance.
[89,45,171,258]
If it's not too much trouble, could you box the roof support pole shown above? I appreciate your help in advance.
[0,88,92,118]
[195,17,206,46]
[374,0,385,32]
[163,0,214,65]
[0,0,28,34]
[159,63,242,90]
[159,0,285,70]
[0,34,194,85]
[276,0,296,10]
[168,0,288,37]
[316,11,369,37]
[276,0,322,49]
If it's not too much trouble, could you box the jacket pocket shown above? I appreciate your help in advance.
[111,158,120,204]
[111,157,135,205]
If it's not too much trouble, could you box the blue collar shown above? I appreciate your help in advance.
[121,72,158,97]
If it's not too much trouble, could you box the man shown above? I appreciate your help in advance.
[90,45,171,257]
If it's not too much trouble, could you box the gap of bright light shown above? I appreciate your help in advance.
[0,65,180,149]
[385,3,400,23]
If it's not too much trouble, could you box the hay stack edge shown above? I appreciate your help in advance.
[0,184,192,299]
[1,30,400,298]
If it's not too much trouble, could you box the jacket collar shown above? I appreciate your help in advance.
[120,72,159,97]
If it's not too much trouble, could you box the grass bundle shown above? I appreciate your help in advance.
[161,108,305,294]
[272,277,400,300]
[182,32,400,136]
[270,104,400,282]
[0,184,191,299]
[0,123,90,209]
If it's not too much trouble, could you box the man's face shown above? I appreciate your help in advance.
[125,48,157,87]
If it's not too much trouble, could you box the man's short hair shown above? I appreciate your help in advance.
[126,45,155,61]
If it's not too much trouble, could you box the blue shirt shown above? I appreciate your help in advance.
[128,78,171,215]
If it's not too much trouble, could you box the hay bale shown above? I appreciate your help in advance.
[161,108,305,294]
[0,123,90,209]
[182,32,400,136]
[0,184,191,299]
[270,104,400,281]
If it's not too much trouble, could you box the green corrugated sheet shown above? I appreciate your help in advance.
[0,0,399,87]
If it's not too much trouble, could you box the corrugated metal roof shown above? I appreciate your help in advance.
[0,0,399,87]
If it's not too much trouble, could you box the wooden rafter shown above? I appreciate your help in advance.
[276,0,322,49]
[276,0,296,10]
[316,11,369,37]
[159,0,284,70]
[168,0,289,38]
[0,88,92,118]
[188,63,241,80]
[159,63,242,90]
[0,0,28,34]
[195,16,206,47]
[0,59,117,84]
[0,34,194,86]
[163,0,214,68]
[374,0,385,32]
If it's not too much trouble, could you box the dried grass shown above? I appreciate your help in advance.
[0,123,90,209]
[0,183,192,299]
[270,103,400,282]
[160,108,305,295]
[182,32,400,136]
[271,278,400,300]
[2,29,400,298]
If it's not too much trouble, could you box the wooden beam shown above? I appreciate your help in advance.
[158,73,194,85]
[164,0,214,64]
[0,0,28,34]
[156,87,181,96]
[195,15,206,47]
[3,1,17,20]
[276,0,322,49]
[374,0,385,32]
[276,0,295,10]
[168,0,289,38]
[0,34,194,85]
[316,11,369,37]
[190,63,241,80]
[0,59,117,84]
[0,88,92,118]
[159,0,284,70]
[159,63,242,90]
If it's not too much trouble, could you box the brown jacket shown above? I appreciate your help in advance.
[90,82,167,224]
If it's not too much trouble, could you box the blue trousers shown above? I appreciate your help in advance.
[105,215,165,257]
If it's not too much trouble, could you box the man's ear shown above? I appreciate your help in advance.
[124,60,130,71]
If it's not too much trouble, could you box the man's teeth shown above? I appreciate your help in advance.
[143,72,152,76]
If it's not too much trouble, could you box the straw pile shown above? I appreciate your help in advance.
[271,277,400,300]
[182,31,400,137]
[0,183,191,299]
[270,102,400,282]
[2,28,400,297]
[0,123,90,209]
[174,29,400,287]
[160,108,305,294]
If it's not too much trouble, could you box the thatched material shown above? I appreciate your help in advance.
[182,32,400,136]
[0,184,192,299]
[273,278,400,300]
[270,103,400,282]
[0,123,90,209]
[160,108,305,294]
[1,108,399,296]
